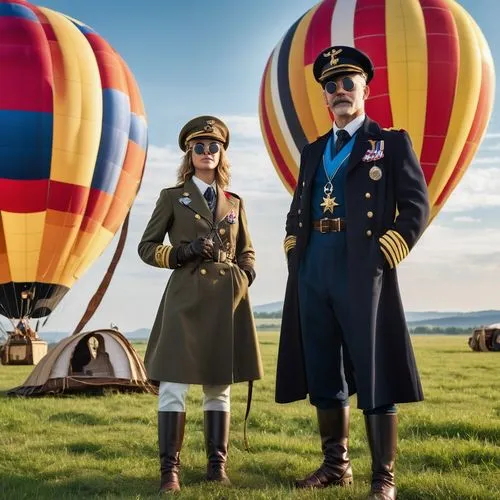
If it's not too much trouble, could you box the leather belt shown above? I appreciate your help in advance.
[312,218,346,233]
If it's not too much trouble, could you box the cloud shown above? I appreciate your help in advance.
[442,167,500,212]
[452,216,481,223]
[219,115,263,140]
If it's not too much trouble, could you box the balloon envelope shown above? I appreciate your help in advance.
[0,0,147,318]
[259,0,494,221]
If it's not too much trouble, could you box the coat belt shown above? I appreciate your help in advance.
[312,217,346,233]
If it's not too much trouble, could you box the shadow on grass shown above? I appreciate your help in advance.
[48,411,110,426]
[400,420,500,442]
[0,473,155,500]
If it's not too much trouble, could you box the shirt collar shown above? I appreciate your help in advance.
[333,114,365,141]
[192,175,217,196]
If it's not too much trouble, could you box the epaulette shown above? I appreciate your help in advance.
[382,127,407,133]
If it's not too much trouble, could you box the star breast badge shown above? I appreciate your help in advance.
[320,194,339,214]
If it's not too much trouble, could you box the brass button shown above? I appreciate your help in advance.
[366,230,372,237]
[182,192,189,196]
[219,269,225,276]
[298,209,301,215]
[299,222,303,228]
[195,214,201,220]
[367,211,374,218]
[365,192,371,199]
[200,268,207,275]
[219,228,226,235]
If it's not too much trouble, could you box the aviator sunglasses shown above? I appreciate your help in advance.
[192,142,220,155]
[324,76,356,94]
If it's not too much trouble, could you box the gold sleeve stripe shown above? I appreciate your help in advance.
[154,245,164,267]
[380,235,401,266]
[388,230,410,257]
[382,233,404,261]
[380,245,395,269]
[283,235,297,255]
[163,246,173,268]
[154,245,173,268]
[384,232,404,259]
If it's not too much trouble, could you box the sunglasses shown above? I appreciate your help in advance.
[324,76,356,94]
[192,142,220,155]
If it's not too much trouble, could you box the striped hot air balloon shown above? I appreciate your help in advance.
[0,0,147,320]
[259,0,495,222]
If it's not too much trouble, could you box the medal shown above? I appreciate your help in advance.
[369,166,382,181]
[321,193,339,214]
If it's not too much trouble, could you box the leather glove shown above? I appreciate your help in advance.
[241,267,255,287]
[176,237,214,265]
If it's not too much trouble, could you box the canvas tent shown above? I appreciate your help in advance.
[8,329,156,396]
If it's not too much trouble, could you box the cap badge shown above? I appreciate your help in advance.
[204,119,215,132]
[324,48,342,66]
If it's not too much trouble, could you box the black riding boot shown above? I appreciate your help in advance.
[296,406,353,488]
[158,411,186,493]
[365,413,398,500]
[204,411,231,485]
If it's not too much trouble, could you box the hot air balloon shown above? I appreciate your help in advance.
[259,0,495,222]
[0,0,147,358]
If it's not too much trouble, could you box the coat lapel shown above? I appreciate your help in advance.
[347,117,383,174]
[215,185,236,224]
[183,178,214,223]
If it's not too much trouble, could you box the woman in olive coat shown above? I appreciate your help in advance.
[138,115,263,493]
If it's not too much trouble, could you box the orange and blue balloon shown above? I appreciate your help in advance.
[0,0,147,319]
[259,0,495,222]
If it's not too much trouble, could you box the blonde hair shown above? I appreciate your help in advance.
[176,143,231,189]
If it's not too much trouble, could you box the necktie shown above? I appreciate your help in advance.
[204,186,216,213]
[335,129,351,156]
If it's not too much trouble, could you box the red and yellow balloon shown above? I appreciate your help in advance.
[0,0,147,319]
[259,0,495,222]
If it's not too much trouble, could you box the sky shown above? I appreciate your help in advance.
[5,0,500,333]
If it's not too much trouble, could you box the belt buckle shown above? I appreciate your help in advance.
[332,218,341,232]
[319,218,329,233]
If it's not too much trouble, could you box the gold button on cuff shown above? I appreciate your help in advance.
[366,230,373,237]
[219,228,226,235]
[182,192,189,196]
[200,268,207,275]
[195,214,201,219]
[365,192,371,199]
[367,211,374,218]
[219,270,225,276]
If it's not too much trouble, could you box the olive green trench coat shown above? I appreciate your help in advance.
[138,178,263,385]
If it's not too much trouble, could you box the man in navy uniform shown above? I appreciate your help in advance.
[276,46,429,499]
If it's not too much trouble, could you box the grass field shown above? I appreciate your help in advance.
[1,334,499,499]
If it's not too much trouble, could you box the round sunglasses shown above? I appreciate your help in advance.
[192,142,220,155]
[324,76,356,94]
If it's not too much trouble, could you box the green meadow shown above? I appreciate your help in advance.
[0,334,499,499]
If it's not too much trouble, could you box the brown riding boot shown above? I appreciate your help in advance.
[158,411,186,493]
[296,406,353,488]
[204,411,231,485]
[365,413,398,500]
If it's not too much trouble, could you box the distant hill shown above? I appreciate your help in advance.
[252,303,500,329]
[253,301,283,314]
[15,309,500,345]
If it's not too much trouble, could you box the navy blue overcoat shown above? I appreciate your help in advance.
[276,117,430,409]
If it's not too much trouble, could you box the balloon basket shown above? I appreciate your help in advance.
[1,336,48,366]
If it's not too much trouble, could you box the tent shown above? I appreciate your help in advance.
[8,329,157,396]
